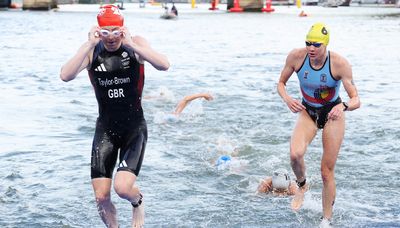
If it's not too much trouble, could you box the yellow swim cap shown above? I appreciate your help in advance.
[306,22,330,46]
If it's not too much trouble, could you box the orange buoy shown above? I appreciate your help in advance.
[262,0,275,13]
[229,0,243,12]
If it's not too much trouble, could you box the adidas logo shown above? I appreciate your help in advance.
[94,63,107,72]
[119,160,128,168]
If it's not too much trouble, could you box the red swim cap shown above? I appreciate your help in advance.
[97,5,124,27]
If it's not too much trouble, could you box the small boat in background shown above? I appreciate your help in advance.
[160,3,178,20]
[160,12,177,20]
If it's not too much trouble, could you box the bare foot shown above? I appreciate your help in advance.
[319,217,333,228]
[132,202,145,228]
[291,184,309,211]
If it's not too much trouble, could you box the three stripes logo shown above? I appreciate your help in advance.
[94,63,107,72]
[119,160,128,168]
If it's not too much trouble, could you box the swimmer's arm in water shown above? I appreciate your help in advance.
[288,181,298,196]
[173,93,214,115]
[257,177,273,193]
[60,26,100,82]
[120,28,170,71]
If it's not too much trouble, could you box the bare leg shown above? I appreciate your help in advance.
[114,171,144,228]
[321,116,345,220]
[92,178,118,228]
[290,111,317,210]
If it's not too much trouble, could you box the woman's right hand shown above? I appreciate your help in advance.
[88,26,101,47]
[285,97,306,113]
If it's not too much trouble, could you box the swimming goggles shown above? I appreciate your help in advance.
[305,41,322,48]
[99,29,122,37]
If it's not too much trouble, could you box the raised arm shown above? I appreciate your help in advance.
[173,93,213,115]
[277,49,306,113]
[121,27,170,71]
[60,26,100,82]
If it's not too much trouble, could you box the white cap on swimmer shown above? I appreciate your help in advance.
[272,168,290,190]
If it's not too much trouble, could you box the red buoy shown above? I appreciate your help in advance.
[229,0,243,12]
[262,0,275,13]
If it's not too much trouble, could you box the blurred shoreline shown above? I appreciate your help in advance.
[57,3,400,15]
[3,2,400,16]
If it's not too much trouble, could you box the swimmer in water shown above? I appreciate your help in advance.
[215,155,232,170]
[155,92,213,124]
[257,168,298,196]
[173,92,213,116]
[214,154,247,171]
[213,137,246,171]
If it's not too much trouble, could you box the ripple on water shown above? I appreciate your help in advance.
[5,172,23,181]
[0,150,38,159]
[3,186,20,203]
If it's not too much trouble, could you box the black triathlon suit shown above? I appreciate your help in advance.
[88,42,147,179]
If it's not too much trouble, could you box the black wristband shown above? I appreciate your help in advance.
[342,102,349,111]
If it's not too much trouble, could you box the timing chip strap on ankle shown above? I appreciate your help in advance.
[131,193,143,208]
[296,179,306,188]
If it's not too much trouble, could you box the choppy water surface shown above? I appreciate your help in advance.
[0,4,399,227]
